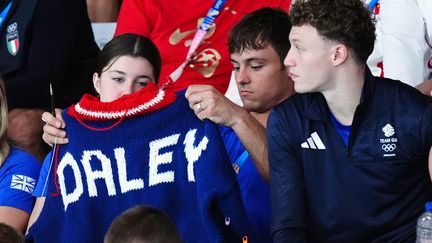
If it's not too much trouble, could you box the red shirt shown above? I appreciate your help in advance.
[116,0,291,93]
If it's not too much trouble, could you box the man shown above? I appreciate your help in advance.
[185,7,294,242]
[268,0,432,242]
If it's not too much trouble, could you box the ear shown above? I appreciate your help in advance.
[330,44,348,66]
[93,73,102,95]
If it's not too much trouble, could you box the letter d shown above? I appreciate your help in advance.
[57,152,84,211]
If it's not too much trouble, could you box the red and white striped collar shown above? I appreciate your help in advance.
[68,82,177,121]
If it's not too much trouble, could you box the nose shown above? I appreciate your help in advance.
[284,48,295,68]
[235,67,249,87]
[121,82,135,96]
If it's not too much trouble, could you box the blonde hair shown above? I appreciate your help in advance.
[0,79,10,167]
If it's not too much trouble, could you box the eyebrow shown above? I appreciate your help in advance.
[230,57,267,64]
[109,70,126,75]
[137,75,153,80]
[109,70,153,80]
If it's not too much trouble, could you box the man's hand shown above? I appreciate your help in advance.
[185,84,246,126]
[41,109,68,146]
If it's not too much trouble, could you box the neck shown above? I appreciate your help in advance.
[251,111,270,127]
[322,64,365,125]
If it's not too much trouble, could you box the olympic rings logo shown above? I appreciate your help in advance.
[7,23,17,33]
[382,143,396,152]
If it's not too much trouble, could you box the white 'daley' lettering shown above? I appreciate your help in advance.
[57,129,208,211]
[184,129,208,182]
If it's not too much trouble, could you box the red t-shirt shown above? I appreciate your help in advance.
[116,0,291,93]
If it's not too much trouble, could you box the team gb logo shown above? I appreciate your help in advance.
[382,124,395,137]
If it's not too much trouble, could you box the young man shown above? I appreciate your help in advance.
[185,7,294,243]
[268,0,432,242]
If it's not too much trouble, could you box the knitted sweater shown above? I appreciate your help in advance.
[27,83,251,243]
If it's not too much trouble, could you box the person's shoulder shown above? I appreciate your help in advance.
[374,76,431,106]
[273,92,319,114]
[269,92,323,131]
[3,147,41,175]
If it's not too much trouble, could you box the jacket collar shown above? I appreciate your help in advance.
[304,67,375,121]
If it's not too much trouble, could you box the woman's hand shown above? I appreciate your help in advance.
[41,109,68,146]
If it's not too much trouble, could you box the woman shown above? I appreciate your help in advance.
[27,33,249,243]
[28,32,162,218]
[0,79,41,232]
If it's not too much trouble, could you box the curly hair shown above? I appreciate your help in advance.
[290,0,375,64]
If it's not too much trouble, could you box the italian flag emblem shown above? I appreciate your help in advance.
[6,32,19,56]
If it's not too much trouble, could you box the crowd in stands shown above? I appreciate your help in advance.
[0,0,430,242]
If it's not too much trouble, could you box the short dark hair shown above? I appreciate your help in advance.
[104,205,182,243]
[290,0,375,63]
[228,7,291,66]
[96,34,162,83]
[0,223,24,243]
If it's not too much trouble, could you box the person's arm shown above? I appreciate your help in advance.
[4,0,96,109]
[0,206,30,232]
[229,111,268,179]
[267,106,307,243]
[379,0,427,86]
[41,109,68,146]
[416,78,432,96]
[26,197,45,233]
[0,153,41,233]
[185,85,269,180]
[429,146,432,182]
[86,0,120,22]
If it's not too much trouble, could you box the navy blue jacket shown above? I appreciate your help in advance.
[268,69,432,242]
[0,0,99,109]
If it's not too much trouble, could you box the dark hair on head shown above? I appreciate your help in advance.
[96,33,162,83]
[290,0,375,63]
[228,7,291,66]
[0,223,24,243]
[104,205,182,243]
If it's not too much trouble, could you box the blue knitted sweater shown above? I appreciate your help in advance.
[27,83,251,243]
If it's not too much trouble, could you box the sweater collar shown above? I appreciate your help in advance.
[68,82,177,121]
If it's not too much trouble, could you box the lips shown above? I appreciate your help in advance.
[288,71,298,80]
[239,89,253,97]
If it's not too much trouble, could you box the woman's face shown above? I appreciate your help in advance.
[93,55,155,102]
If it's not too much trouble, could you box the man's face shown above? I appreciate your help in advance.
[284,25,334,94]
[231,45,293,113]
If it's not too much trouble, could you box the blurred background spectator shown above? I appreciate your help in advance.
[0,0,99,160]
[366,0,432,95]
